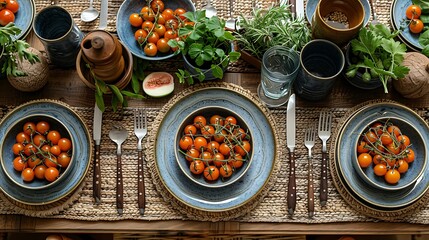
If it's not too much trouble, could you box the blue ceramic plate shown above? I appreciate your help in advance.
[116,0,196,60]
[335,102,429,209]
[0,100,91,205]
[391,0,423,50]
[13,0,35,40]
[305,0,371,26]
[155,87,276,211]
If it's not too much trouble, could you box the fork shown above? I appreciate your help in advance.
[134,109,147,215]
[304,125,316,218]
[318,111,332,207]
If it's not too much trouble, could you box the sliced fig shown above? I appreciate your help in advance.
[142,72,174,97]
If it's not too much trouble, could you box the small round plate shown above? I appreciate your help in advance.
[391,0,423,51]
[305,0,371,26]
[0,100,92,205]
[14,0,35,40]
[155,87,276,212]
[335,102,429,209]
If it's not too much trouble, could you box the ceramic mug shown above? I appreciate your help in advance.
[311,0,365,46]
[33,6,84,68]
[293,39,345,101]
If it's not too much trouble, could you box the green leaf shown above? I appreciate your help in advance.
[108,85,124,104]
[197,71,205,82]
[223,31,235,40]
[188,43,203,59]
[207,16,222,30]
[381,38,407,55]
[422,45,429,57]
[211,64,223,79]
[111,94,119,112]
[215,48,225,58]
[195,10,206,21]
[121,90,145,99]
[228,51,241,62]
[178,26,194,38]
[95,93,105,112]
[370,23,395,39]
[419,29,429,46]
[189,29,202,41]
[195,54,204,66]
[351,28,381,56]
[183,11,196,22]
[214,28,224,38]
[131,74,140,94]
[392,65,410,79]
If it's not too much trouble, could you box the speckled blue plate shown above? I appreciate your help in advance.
[390,0,422,51]
[155,87,276,212]
[0,100,91,205]
[116,0,195,60]
[305,0,371,26]
[335,102,429,209]
[13,0,35,40]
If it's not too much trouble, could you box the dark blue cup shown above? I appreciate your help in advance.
[293,39,345,101]
[33,6,84,68]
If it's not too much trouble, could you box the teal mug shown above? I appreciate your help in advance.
[33,6,84,68]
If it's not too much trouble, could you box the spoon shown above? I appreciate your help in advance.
[81,0,99,22]
[204,0,217,18]
[225,0,237,31]
[109,125,128,215]
[370,0,379,25]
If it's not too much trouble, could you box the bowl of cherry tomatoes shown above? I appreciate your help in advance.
[1,0,36,40]
[353,117,426,191]
[0,114,74,190]
[175,106,254,188]
[116,0,195,60]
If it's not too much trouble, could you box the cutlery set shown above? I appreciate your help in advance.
[92,106,147,215]
[287,94,333,217]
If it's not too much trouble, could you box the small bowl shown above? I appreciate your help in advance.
[352,117,427,191]
[0,114,75,190]
[174,106,253,188]
[76,40,133,92]
[116,0,196,60]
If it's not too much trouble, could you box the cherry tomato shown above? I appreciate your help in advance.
[225,116,237,128]
[364,130,378,143]
[190,160,204,174]
[193,115,207,129]
[206,141,220,154]
[357,153,372,168]
[164,29,178,40]
[156,14,166,24]
[144,42,158,56]
[185,148,200,162]
[193,136,208,151]
[404,148,415,163]
[397,159,409,173]
[140,6,155,21]
[154,24,167,37]
[357,141,369,153]
[213,152,225,167]
[36,121,50,134]
[201,125,215,138]
[406,4,422,19]
[165,18,179,30]
[213,129,226,142]
[50,145,61,156]
[34,165,47,180]
[44,156,58,168]
[386,142,401,155]
[142,20,154,32]
[33,134,46,147]
[385,169,401,184]
[12,142,24,155]
[21,168,34,182]
[156,38,170,53]
[372,154,383,165]
[209,115,224,126]
[174,8,187,20]
[199,151,213,164]
[228,153,244,169]
[203,165,219,181]
[41,144,50,153]
[184,124,197,135]
[380,132,393,145]
[410,19,424,34]
[129,13,143,27]
[371,122,384,135]
[179,135,193,150]
[387,125,401,137]
[162,9,175,21]
[23,121,36,136]
[2,0,19,13]
[233,128,247,140]
[373,163,387,176]
[397,135,411,148]
[45,167,59,182]
[0,9,14,26]
[234,140,251,157]
[27,156,42,168]
[134,29,148,44]
[58,138,72,152]
[13,156,26,171]
[23,143,36,156]
[219,164,233,178]
[47,130,61,145]
[57,152,71,168]
[219,142,231,156]
[16,132,30,144]
[151,0,165,13]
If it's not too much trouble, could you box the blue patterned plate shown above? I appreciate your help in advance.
[155,87,276,211]
[335,102,429,209]
[305,0,371,26]
[13,0,35,40]
[0,100,91,205]
[391,0,423,51]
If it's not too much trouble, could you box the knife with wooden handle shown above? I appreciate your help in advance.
[92,103,102,204]
[286,94,296,216]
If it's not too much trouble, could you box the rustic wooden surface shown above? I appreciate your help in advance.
[2,30,429,236]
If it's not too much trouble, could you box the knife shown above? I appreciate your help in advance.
[286,94,296,216]
[99,0,108,30]
[295,0,304,18]
[93,103,103,204]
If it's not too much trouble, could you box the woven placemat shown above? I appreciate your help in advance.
[328,100,429,222]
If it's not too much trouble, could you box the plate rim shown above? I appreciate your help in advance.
[390,0,423,51]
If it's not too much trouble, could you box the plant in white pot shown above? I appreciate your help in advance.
[168,10,241,84]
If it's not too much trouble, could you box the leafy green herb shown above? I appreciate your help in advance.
[346,23,409,93]
[234,5,311,60]
[92,57,146,112]
[0,22,39,76]
[168,10,241,84]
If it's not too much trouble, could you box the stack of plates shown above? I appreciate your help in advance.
[0,100,91,206]
[332,101,429,216]
[390,0,423,51]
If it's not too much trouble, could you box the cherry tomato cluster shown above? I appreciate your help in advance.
[12,120,72,183]
[0,0,19,26]
[128,0,191,57]
[356,120,415,185]
[178,114,252,182]
[406,4,424,34]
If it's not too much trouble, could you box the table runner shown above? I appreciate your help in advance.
[1,83,429,223]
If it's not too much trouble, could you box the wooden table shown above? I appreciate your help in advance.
[1,32,429,237]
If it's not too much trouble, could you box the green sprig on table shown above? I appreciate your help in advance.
[346,24,410,93]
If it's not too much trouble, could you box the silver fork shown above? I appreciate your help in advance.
[318,111,332,207]
[134,109,147,215]
[304,125,316,218]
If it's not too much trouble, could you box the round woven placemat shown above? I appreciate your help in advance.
[146,82,281,221]
[329,99,429,221]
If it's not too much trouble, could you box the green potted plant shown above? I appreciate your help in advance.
[345,23,410,93]
[168,10,241,84]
